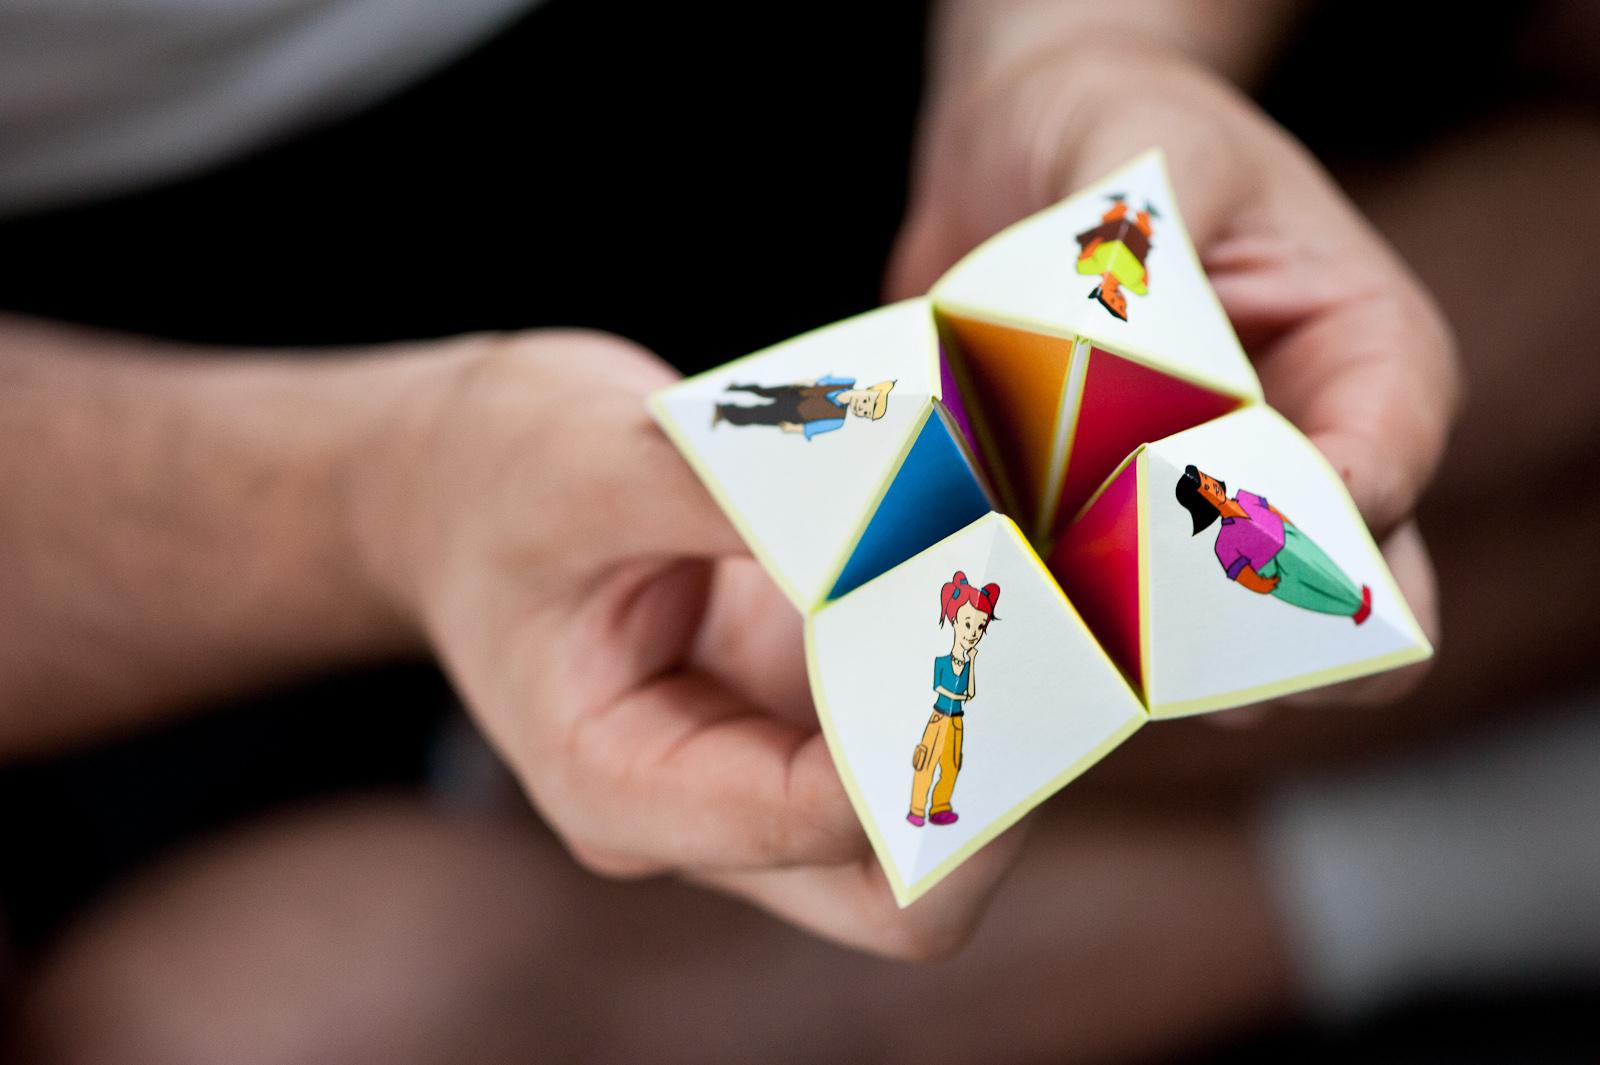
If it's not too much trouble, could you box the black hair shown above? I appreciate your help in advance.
[1175,464,1224,536]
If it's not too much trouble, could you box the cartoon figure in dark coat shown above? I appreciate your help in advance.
[713,376,895,440]
[1175,464,1372,624]
[1076,193,1157,322]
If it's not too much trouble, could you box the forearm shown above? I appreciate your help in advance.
[929,0,1307,97]
[0,316,442,755]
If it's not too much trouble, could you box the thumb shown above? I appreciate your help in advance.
[614,404,749,562]
[884,197,963,303]
[550,334,749,564]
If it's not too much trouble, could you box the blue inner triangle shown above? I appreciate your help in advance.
[828,410,993,600]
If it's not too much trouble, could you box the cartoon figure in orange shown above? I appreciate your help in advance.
[1075,193,1157,321]
[907,571,1000,828]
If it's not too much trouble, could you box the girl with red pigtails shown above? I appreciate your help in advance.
[907,572,1001,828]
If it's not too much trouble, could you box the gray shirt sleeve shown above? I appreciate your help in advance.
[0,0,541,216]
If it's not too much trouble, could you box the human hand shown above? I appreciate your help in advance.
[888,38,1459,710]
[350,331,1024,956]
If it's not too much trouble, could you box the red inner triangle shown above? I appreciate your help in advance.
[1047,458,1142,691]
[1052,347,1240,539]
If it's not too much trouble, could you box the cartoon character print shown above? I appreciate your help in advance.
[1075,193,1158,322]
[1175,464,1372,624]
[907,572,1001,828]
[713,375,895,440]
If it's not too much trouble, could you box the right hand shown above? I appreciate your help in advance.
[350,330,1026,958]
[889,39,1458,710]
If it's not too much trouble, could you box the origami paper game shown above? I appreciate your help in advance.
[649,149,1430,905]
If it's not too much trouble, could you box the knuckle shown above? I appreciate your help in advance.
[734,807,801,867]
[557,711,631,810]
[872,916,976,962]
[566,839,665,882]
[838,880,981,961]
[448,328,668,423]
[478,325,649,365]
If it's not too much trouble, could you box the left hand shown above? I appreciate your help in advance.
[352,331,1024,957]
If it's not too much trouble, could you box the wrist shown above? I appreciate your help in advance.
[179,343,439,665]
[340,334,487,647]
[930,0,1301,103]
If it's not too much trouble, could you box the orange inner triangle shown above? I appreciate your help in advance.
[937,313,1073,523]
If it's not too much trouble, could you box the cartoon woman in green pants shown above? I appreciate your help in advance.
[908,572,1001,827]
[1175,465,1372,624]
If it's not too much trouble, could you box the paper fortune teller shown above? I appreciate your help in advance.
[649,148,1431,905]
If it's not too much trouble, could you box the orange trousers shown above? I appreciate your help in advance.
[909,710,963,817]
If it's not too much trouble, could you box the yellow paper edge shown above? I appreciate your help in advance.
[1148,644,1433,719]
[805,513,1149,908]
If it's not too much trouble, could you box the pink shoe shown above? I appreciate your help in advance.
[1353,585,1372,625]
[906,812,925,827]
[929,810,959,826]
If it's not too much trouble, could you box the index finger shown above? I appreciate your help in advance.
[553,669,866,872]
[1053,80,1464,534]
[1205,210,1463,535]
